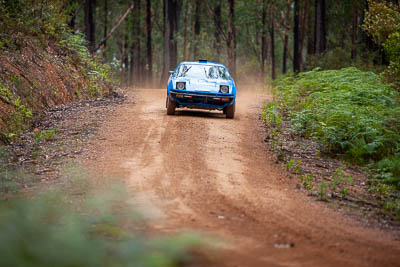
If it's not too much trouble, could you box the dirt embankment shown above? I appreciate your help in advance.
[0,35,112,137]
[81,88,400,267]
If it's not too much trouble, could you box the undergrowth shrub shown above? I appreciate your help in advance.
[0,0,70,41]
[0,185,203,266]
[265,67,400,190]
[363,0,400,88]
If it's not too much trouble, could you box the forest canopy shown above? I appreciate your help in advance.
[2,0,399,88]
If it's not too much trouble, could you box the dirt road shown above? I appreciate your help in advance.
[85,88,400,267]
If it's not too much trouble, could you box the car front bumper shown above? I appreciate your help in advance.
[169,90,235,109]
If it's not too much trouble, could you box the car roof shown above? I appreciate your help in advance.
[178,61,227,67]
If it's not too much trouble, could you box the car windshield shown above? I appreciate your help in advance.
[174,64,231,80]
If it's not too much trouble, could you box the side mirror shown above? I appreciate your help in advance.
[169,71,174,74]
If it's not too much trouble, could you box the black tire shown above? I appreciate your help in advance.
[225,102,235,119]
[223,108,227,114]
[166,97,176,115]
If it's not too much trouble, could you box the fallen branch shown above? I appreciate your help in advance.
[95,3,135,52]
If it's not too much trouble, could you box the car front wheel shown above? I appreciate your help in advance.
[166,97,176,115]
[225,102,235,119]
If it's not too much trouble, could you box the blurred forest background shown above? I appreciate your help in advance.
[13,0,398,87]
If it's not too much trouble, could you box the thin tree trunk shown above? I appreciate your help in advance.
[183,0,189,60]
[351,6,358,59]
[129,0,141,86]
[84,0,95,53]
[214,0,221,61]
[299,0,308,70]
[122,28,129,86]
[193,0,201,59]
[270,4,276,80]
[227,0,236,78]
[136,0,142,86]
[103,0,108,47]
[294,0,301,72]
[321,0,326,51]
[261,0,267,79]
[161,0,171,84]
[146,0,152,86]
[282,0,291,74]
[306,0,315,56]
[315,0,326,54]
[170,0,180,68]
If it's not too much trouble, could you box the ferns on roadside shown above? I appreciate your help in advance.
[265,67,400,189]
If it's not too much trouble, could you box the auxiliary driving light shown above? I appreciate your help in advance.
[220,85,229,93]
[176,82,186,90]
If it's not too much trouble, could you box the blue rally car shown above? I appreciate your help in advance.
[166,59,237,118]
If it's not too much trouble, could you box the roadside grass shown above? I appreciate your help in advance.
[263,67,400,219]
[0,165,209,266]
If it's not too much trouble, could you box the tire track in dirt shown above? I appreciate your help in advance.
[84,88,400,267]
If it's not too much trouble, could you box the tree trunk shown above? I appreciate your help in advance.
[161,0,174,84]
[84,0,96,53]
[282,0,291,74]
[306,0,315,56]
[299,0,308,70]
[130,0,141,87]
[293,0,301,72]
[351,5,358,60]
[227,0,236,78]
[193,0,201,59]
[103,0,108,48]
[146,0,152,86]
[122,27,129,86]
[214,0,221,62]
[269,4,276,80]
[261,0,267,79]
[314,0,326,54]
[183,0,189,60]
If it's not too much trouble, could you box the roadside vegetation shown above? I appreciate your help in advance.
[0,0,118,141]
[263,68,400,219]
[263,1,400,221]
[0,170,205,267]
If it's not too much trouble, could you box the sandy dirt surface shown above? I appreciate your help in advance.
[83,88,400,267]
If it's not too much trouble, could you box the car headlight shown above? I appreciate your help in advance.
[220,85,229,93]
[176,82,186,90]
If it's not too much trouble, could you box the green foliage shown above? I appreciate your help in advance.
[373,157,400,188]
[342,188,348,199]
[34,129,57,143]
[319,182,328,201]
[300,173,314,190]
[262,102,282,127]
[363,0,400,45]
[363,0,400,87]
[264,67,400,192]
[1,83,33,137]
[382,200,400,219]
[0,0,69,41]
[60,32,117,96]
[330,167,354,190]
[0,188,203,266]
[383,32,400,86]
[286,159,302,174]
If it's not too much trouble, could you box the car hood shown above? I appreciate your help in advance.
[176,79,233,93]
